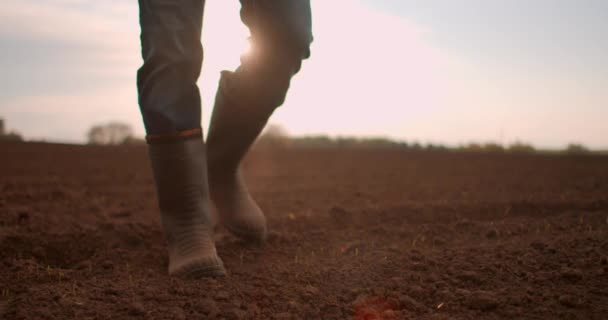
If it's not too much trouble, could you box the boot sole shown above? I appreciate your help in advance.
[224,222,267,244]
[171,260,227,279]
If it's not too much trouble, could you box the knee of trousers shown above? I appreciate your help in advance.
[220,52,301,111]
[232,0,312,109]
[136,31,204,135]
[137,50,203,136]
[240,0,313,62]
[221,35,312,110]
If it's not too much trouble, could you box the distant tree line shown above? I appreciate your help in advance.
[1,119,597,155]
[0,118,23,142]
[255,125,602,155]
[87,122,144,145]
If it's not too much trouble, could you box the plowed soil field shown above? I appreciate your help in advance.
[1,142,607,319]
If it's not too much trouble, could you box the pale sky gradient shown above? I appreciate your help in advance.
[1,0,607,148]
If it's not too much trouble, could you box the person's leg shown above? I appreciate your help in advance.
[137,0,225,277]
[206,0,313,241]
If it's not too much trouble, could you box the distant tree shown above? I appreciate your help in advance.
[291,135,333,148]
[482,143,505,153]
[87,122,134,145]
[461,143,482,152]
[122,136,146,145]
[0,132,23,142]
[363,137,394,148]
[0,118,24,142]
[508,141,536,154]
[411,142,422,150]
[336,137,358,147]
[425,143,449,151]
[565,143,590,155]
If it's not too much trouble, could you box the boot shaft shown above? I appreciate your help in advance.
[148,138,213,226]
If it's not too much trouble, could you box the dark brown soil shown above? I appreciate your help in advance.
[1,142,607,319]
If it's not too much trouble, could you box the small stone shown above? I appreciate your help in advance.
[216,290,230,301]
[110,210,132,218]
[398,294,422,311]
[410,262,428,272]
[486,229,498,239]
[17,211,29,224]
[456,219,475,229]
[173,307,186,320]
[329,206,349,221]
[467,291,499,311]
[329,206,351,225]
[500,306,522,317]
[372,288,386,297]
[103,288,119,296]
[530,241,546,251]
[129,301,146,315]
[287,300,301,312]
[225,308,247,320]
[200,298,220,317]
[247,303,260,317]
[457,271,483,284]
[321,304,342,318]
[382,309,398,318]
[267,231,291,244]
[558,295,581,308]
[273,312,293,320]
[101,260,114,270]
[0,300,8,316]
[433,237,446,246]
[352,293,370,307]
[303,285,319,297]
[408,285,425,297]
[560,268,583,282]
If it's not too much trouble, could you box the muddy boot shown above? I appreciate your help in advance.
[206,73,275,242]
[148,138,226,277]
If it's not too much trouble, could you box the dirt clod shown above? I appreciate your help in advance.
[486,229,498,239]
[129,301,146,316]
[558,295,581,308]
[225,308,247,320]
[456,270,484,284]
[467,291,499,311]
[216,290,230,301]
[397,294,423,311]
[560,268,583,282]
[200,298,220,317]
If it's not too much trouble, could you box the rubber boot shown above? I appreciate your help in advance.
[148,138,226,277]
[206,72,274,242]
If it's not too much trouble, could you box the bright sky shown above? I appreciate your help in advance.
[1,0,607,148]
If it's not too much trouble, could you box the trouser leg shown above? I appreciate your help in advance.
[220,0,313,112]
[137,0,205,141]
[208,0,314,170]
[206,0,313,241]
[136,0,224,278]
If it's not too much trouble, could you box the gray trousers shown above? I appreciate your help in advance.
[137,0,313,137]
